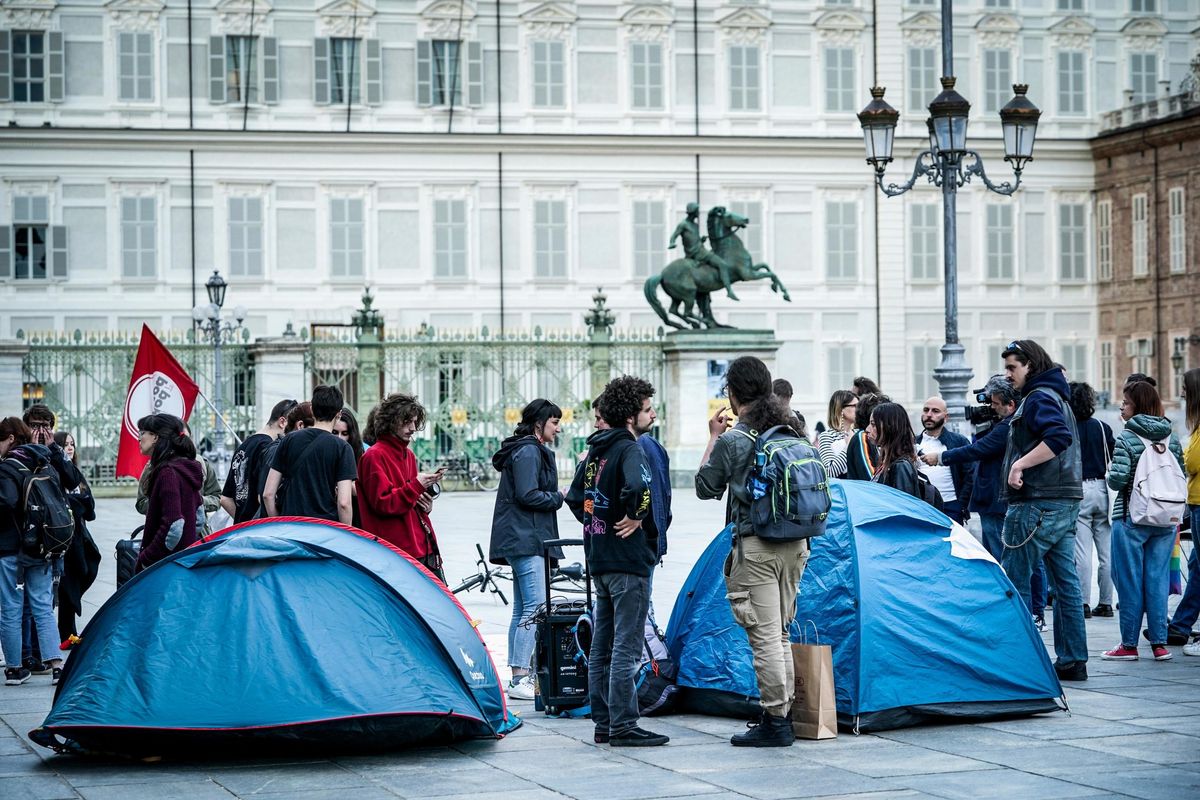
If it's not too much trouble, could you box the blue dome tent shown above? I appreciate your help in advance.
[666,481,1065,732]
[33,518,520,756]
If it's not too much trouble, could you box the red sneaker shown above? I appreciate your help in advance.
[1101,645,1139,660]
[1151,645,1173,661]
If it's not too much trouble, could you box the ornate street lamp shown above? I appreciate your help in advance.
[192,269,246,478]
[856,0,1041,430]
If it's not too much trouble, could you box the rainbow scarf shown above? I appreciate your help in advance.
[1170,530,1183,595]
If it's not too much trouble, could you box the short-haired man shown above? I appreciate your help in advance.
[567,375,666,747]
[771,379,807,439]
[1001,339,1088,681]
[220,399,296,523]
[357,393,446,580]
[915,397,973,524]
[263,385,356,525]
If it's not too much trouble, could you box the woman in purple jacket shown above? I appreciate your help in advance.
[134,414,204,573]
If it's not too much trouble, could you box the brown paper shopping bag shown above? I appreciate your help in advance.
[791,622,837,740]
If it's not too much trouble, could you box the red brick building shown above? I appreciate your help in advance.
[1092,72,1200,409]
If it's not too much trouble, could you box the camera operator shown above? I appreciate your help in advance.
[923,376,1017,559]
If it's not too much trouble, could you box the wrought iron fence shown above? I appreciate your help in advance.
[19,329,256,488]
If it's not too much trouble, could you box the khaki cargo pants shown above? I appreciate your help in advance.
[723,534,810,718]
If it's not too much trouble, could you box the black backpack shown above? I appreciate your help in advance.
[736,425,831,541]
[5,456,75,560]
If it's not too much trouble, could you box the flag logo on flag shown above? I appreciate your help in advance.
[116,325,201,478]
[123,372,189,440]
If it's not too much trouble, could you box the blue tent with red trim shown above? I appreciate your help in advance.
[33,518,520,756]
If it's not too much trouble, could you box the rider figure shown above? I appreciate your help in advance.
[669,202,738,301]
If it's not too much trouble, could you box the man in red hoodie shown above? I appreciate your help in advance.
[357,393,446,580]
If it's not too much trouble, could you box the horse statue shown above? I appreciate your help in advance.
[643,206,791,330]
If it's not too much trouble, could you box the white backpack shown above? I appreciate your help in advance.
[1128,435,1187,527]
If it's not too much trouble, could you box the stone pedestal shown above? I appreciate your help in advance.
[0,340,30,414]
[249,336,309,418]
[663,329,782,486]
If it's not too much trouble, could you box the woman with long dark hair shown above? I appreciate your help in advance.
[488,398,565,700]
[1173,368,1200,656]
[1102,381,1185,662]
[867,402,925,500]
[334,407,366,528]
[134,414,204,572]
[51,431,100,649]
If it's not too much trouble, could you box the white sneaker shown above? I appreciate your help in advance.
[1184,638,1200,657]
[507,675,537,701]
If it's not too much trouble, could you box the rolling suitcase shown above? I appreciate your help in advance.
[533,538,592,715]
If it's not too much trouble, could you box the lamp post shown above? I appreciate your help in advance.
[192,269,246,478]
[857,0,1041,429]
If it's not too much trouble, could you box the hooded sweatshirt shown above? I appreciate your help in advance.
[1107,414,1186,521]
[1001,368,1082,502]
[488,434,563,565]
[137,456,204,570]
[566,428,654,577]
[0,443,72,556]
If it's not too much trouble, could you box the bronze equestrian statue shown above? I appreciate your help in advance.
[644,205,791,330]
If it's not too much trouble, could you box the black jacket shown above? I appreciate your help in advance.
[917,428,974,509]
[566,428,654,577]
[488,435,564,565]
[1002,370,1083,502]
[941,418,1011,516]
[0,443,79,556]
[60,483,101,616]
[874,458,924,500]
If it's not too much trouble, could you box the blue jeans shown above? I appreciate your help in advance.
[1031,560,1048,618]
[980,513,1005,561]
[1111,518,1176,647]
[1168,505,1200,637]
[944,500,966,525]
[1002,499,1088,665]
[588,572,650,736]
[0,555,61,669]
[507,555,545,671]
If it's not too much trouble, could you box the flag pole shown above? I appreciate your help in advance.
[195,389,244,447]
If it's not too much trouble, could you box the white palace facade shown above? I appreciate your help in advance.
[2,0,1198,408]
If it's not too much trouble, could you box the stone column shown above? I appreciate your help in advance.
[0,340,30,413]
[662,329,781,486]
[249,335,309,419]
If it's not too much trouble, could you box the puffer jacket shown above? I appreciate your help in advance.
[488,435,564,565]
[1107,414,1185,521]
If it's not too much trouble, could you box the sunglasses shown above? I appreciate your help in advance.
[1006,341,1024,354]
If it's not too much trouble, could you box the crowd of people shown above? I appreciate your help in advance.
[1,338,1197,757]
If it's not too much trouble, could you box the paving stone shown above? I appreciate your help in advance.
[412,791,574,800]
[697,764,904,799]
[894,769,1107,800]
[610,740,824,772]
[805,740,998,778]
[1053,765,1200,799]
[1054,689,1199,720]
[1060,730,1200,766]
[76,779,236,799]
[208,763,369,795]
[370,764,546,797]
[1124,714,1200,736]
[0,774,80,799]
[1085,683,1200,702]
[244,788,402,800]
[0,753,47,777]
[978,713,1155,740]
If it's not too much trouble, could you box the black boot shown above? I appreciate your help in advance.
[731,712,794,747]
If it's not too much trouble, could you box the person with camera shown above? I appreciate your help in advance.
[357,392,445,581]
[915,397,973,523]
[1000,339,1088,681]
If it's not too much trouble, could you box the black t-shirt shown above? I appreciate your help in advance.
[222,432,274,523]
[270,428,357,522]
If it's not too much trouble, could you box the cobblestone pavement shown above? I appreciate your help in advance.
[1,492,1197,799]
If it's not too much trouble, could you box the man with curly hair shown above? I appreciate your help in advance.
[567,375,666,747]
[357,393,446,580]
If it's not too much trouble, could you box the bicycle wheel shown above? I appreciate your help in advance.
[470,461,500,492]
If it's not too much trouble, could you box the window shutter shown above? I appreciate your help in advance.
[467,41,483,107]
[416,40,432,106]
[313,37,330,104]
[0,227,11,280]
[365,38,382,105]
[262,37,279,104]
[0,31,11,103]
[209,36,226,103]
[50,226,68,280]
[47,31,65,102]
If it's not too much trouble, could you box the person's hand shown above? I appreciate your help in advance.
[31,426,51,446]
[1008,462,1024,490]
[417,494,433,514]
[576,449,589,463]
[614,516,642,539]
[709,406,732,438]
[417,468,445,489]
[559,486,569,497]
[920,452,939,467]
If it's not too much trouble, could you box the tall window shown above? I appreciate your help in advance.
[226,36,261,103]
[433,199,467,279]
[1132,193,1148,277]
[630,42,664,110]
[118,32,154,102]
[986,205,1015,280]
[983,50,1012,113]
[632,201,665,278]
[330,198,364,278]
[534,199,567,278]
[728,201,763,259]
[910,203,939,280]
[912,344,940,402]
[1060,343,1087,383]
[907,47,937,113]
[1130,53,1157,104]
[728,45,760,111]
[12,31,45,103]
[1059,204,1086,282]
[1131,337,1153,377]
[12,196,48,280]
[433,40,464,106]
[824,48,856,113]
[827,345,856,395]
[1099,340,1114,401]
[532,40,565,108]
[121,197,156,279]
[1057,51,1085,116]
[825,201,858,281]
[330,38,360,104]
[228,197,263,277]
[1168,187,1186,274]
[1097,200,1112,280]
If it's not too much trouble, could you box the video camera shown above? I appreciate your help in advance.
[964,385,999,427]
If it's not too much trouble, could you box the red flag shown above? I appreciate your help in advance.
[116,325,201,479]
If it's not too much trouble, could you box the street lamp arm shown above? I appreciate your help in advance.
[961,150,1021,196]
[876,150,937,197]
